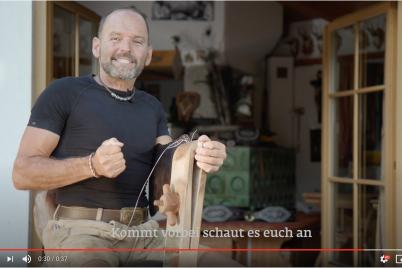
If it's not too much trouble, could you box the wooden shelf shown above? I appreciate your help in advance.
[140,50,183,81]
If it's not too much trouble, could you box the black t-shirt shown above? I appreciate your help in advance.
[28,75,169,209]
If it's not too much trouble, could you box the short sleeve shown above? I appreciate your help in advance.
[28,78,73,135]
[157,102,169,137]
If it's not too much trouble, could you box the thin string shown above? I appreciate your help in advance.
[113,130,198,249]
[127,138,187,227]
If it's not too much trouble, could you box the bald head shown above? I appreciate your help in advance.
[92,7,153,81]
[98,8,150,43]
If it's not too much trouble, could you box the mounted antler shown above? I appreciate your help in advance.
[298,28,314,55]
[311,26,323,54]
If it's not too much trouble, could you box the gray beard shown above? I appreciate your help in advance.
[101,60,143,80]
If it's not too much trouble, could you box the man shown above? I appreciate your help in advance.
[12,8,228,266]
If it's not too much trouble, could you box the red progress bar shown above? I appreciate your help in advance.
[0,248,364,252]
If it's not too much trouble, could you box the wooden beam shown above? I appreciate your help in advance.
[282,1,380,22]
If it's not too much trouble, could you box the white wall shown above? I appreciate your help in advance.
[0,0,32,260]
[268,61,321,202]
[224,1,283,74]
[223,1,283,127]
[77,1,225,52]
[268,57,294,148]
[294,65,322,201]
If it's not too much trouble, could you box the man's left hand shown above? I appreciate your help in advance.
[195,135,227,173]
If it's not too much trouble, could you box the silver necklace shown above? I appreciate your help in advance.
[98,76,135,102]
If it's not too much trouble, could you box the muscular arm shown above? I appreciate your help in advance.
[12,126,93,190]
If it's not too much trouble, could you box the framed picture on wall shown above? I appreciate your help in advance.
[152,1,213,21]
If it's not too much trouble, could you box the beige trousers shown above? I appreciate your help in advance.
[42,219,164,266]
[42,219,241,267]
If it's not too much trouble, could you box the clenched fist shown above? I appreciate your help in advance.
[92,138,126,178]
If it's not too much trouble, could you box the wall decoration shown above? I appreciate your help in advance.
[310,70,322,124]
[152,1,213,21]
[181,49,207,67]
[264,18,328,60]
[310,128,321,162]
[298,28,314,56]
[286,18,328,60]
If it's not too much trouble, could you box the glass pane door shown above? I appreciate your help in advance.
[50,2,100,82]
[79,17,97,76]
[323,3,396,266]
[53,5,75,79]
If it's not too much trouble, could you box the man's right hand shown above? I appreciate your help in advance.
[92,138,126,178]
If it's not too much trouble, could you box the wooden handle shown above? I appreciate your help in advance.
[154,184,180,226]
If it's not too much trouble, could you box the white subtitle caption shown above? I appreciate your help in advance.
[111,227,312,239]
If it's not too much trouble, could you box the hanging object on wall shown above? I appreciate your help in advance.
[235,75,254,118]
[206,53,232,125]
[310,70,322,124]
[311,27,323,54]
[298,28,314,56]
[152,1,214,21]
[286,37,300,57]
[176,91,200,122]
[294,107,305,152]
[271,18,327,62]
[181,49,207,67]
[310,128,321,162]
[285,19,328,60]
[184,65,218,120]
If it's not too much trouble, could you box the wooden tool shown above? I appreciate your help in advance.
[152,141,207,267]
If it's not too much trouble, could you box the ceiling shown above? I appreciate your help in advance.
[281,1,380,32]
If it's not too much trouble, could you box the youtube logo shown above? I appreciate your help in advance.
[6,256,13,263]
